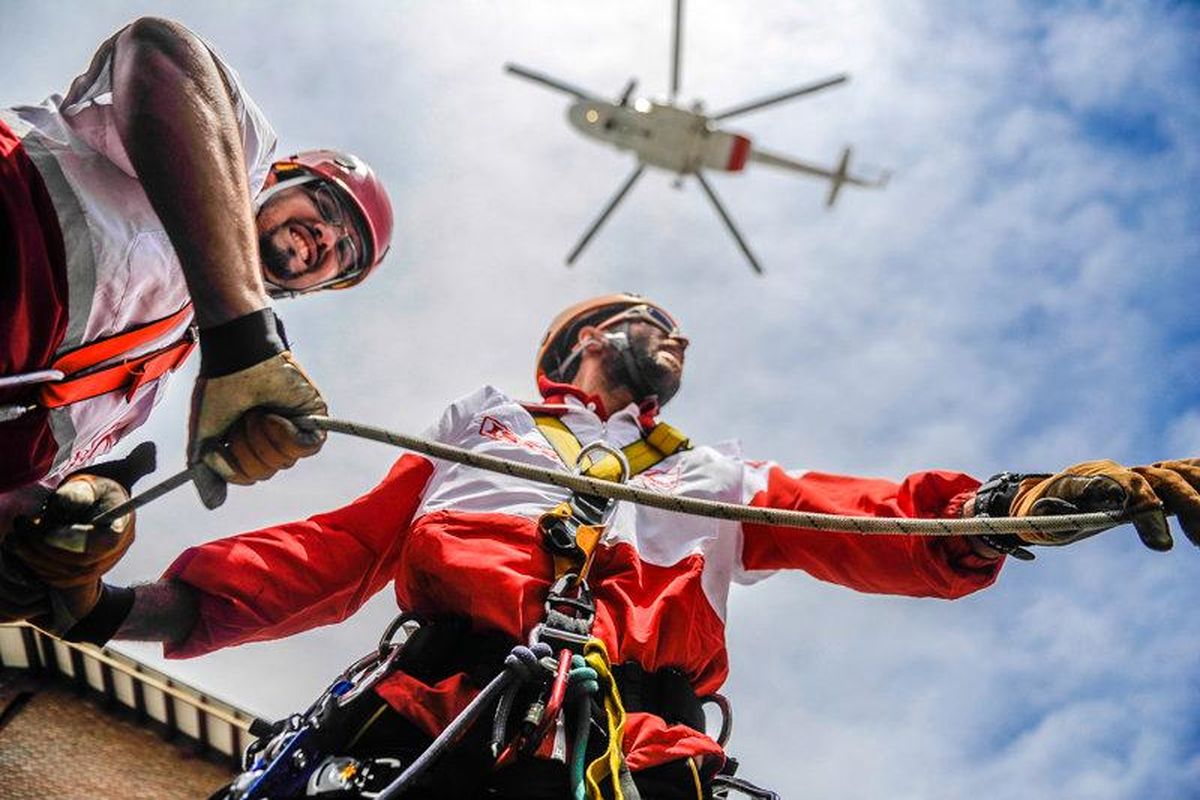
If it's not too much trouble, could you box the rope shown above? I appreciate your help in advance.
[567,654,600,800]
[375,644,547,800]
[298,415,1129,538]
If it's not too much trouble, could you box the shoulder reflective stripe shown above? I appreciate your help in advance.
[39,336,196,408]
[46,406,77,475]
[17,133,96,352]
[49,303,194,375]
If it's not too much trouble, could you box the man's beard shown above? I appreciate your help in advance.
[601,327,681,406]
[259,228,304,281]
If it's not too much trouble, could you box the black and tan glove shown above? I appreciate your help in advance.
[2,442,154,639]
[972,459,1200,558]
[188,309,327,508]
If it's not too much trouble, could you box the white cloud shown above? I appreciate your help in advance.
[4,1,1198,797]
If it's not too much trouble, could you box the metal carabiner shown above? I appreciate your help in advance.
[377,610,424,659]
[575,440,631,484]
[699,693,733,747]
[543,573,595,621]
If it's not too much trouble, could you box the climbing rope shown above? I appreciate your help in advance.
[97,414,1134,537]
[298,416,1129,538]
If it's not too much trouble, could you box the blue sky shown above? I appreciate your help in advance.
[5,1,1199,797]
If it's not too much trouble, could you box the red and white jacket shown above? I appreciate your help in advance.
[163,384,1004,772]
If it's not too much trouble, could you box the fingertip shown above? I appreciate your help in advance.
[1133,514,1173,552]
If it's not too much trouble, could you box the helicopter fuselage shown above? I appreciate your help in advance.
[567,98,751,174]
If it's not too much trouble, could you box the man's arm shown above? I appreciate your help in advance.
[116,580,200,644]
[738,465,1004,598]
[111,16,265,327]
[110,18,328,505]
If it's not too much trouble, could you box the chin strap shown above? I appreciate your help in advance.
[602,329,655,404]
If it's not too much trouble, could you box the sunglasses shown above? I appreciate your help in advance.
[597,304,684,338]
[306,182,365,274]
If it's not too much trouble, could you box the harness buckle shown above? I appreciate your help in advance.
[530,573,595,654]
[529,623,592,654]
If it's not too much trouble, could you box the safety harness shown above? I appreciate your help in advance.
[1,304,195,416]
[505,412,692,800]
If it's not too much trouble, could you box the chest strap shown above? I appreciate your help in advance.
[532,415,690,483]
[38,304,196,408]
[532,414,690,583]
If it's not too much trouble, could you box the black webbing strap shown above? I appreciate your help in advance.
[611,662,706,734]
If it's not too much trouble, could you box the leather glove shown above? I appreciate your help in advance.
[1009,459,1200,551]
[188,309,327,509]
[3,442,155,634]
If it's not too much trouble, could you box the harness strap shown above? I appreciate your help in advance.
[583,638,641,800]
[532,413,692,582]
[49,303,193,374]
[39,335,196,408]
[610,663,705,734]
[36,304,196,408]
[532,415,690,483]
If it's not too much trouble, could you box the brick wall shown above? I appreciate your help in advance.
[0,671,234,800]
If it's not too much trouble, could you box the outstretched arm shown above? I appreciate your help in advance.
[117,580,200,644]
[738,465,1003,599]
[111,16,265,327]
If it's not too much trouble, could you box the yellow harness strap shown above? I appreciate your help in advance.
[533,414,691,582]
[583,637,634,800]
[532,415,691,482]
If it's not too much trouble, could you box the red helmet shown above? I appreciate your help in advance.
[268,149,394,290]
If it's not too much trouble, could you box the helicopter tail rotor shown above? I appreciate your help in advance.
[826,146,853,208]
[618,78,639,107]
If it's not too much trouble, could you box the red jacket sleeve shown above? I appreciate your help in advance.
[741,466,1001,599]
[162,454,435,658]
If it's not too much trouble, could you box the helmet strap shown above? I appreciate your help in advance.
[603,328,655,403]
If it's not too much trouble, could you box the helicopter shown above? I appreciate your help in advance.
[505,0,889,274]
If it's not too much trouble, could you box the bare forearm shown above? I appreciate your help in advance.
[112,17,266,328]
[115,579,200,644]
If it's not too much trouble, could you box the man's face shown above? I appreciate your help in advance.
[255,184,364,292]
[606,320,689,405]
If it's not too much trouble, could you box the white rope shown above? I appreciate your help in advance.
[301,416,1129,538]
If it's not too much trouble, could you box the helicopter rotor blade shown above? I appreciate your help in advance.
[504,63,602,102]
[693,170,764,275]
[709,74,849,121]
[566,164,647,266]
[670,0,684,102]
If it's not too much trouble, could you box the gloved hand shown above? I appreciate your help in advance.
[188,309,328,509]
[1010,459,1200,551]
[2,442,155,634]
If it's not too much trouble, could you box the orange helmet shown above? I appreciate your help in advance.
[536,293,681,384]
[260,149,394,294]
